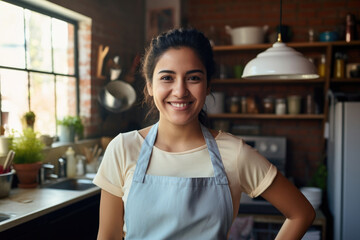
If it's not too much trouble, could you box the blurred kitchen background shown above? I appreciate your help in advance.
[1,0,360,239]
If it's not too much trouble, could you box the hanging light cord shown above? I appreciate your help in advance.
[277,0,283,42]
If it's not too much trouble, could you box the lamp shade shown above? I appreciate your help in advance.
[242,42,319,79]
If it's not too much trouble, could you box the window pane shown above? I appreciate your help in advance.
[52,19,75,75]
[56,76,77,120]
[0,2,26,68]
[0,69,28,134]
[25,10,52,72]
[29,73,55,135]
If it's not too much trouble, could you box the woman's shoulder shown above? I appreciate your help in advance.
[107,129,143,151]
[216,130,244,144]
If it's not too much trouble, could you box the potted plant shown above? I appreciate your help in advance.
[57,116,84,143]
[22,111,36,129]
[9,127,44,188]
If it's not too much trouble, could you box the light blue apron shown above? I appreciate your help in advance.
[125,122,233,239]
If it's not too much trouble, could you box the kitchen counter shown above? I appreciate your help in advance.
[0,182,100,232]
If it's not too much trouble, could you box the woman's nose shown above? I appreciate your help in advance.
[173,79,188,97]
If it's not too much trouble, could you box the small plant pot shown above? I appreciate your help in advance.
[59,125,75,143]
[13,162,42,188]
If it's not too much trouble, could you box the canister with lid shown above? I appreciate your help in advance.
[275,98,286,115]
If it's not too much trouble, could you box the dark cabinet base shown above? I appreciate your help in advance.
[1,194,100,240]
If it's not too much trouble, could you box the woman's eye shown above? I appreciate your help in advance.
[160,75,172,81]
[188,75,201,81]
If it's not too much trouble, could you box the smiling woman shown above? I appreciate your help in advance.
[0,1,78,136]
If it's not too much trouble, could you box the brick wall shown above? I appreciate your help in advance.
[185,0,360,44]
[48,0,145,138]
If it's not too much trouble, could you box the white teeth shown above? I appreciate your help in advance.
[171,103,188,108]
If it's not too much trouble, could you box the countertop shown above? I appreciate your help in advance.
[0,180,100,232]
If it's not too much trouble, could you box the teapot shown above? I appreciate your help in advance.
[225,25,268,45]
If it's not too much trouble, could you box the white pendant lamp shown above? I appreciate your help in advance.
[242,0,319,80]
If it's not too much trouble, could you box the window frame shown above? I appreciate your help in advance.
[0,0,80,123]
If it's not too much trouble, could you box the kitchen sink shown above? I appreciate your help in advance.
[42,178,95,191]
[0,213,10,222]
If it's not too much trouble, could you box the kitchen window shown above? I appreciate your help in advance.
[0,0,79,136]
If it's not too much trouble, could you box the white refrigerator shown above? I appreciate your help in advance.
[327,100,360,240]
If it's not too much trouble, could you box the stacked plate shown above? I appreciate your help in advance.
[300,187,322,210]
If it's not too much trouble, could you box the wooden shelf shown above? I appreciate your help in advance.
[212,40,360,52]
[331,78,360,83]
[212,78,326,84]
[208,113,325,120]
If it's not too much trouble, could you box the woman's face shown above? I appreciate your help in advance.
[148,47,209,126]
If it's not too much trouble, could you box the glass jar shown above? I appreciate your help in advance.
[240,97,247,113]
[263,97,274,113]
[229,96,240,113]
[275,98,286,115]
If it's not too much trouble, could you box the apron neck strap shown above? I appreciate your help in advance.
[133,122,228,185]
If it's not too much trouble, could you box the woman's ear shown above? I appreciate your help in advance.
[147,82,153,96]
[206,86,211,95]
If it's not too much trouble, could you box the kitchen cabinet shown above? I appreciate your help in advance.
[0,193,100,240]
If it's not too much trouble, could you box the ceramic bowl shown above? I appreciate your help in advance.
[319,31,338,42]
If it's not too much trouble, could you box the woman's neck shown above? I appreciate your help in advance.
[156,120,205,152]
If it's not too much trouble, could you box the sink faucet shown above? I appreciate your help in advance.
[39,163,58,185]
[58,157,66,178]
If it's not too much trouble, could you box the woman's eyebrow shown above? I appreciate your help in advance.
[157,70,175,74]
[157,69,205,74]
[187,69,205,74]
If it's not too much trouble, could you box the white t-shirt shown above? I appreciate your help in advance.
[93,130,277,233]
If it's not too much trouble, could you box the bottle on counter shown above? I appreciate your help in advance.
[76,156,85,176]
[66,147,77,178]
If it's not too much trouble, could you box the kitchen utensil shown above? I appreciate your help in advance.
[98,80,136,113]
[0,136,10,156]
[3,150,15,173]
[97,45,109,78]
[0,169,15,198]
[225,25,268,45]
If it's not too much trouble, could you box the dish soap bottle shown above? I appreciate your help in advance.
[66,147,76,178]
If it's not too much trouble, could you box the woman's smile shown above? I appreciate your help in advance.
[168,101,193,110]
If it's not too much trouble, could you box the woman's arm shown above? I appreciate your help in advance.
[261,170,316,240]
[97,189,124,240]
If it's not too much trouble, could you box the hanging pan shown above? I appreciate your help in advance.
[98,80,136,113]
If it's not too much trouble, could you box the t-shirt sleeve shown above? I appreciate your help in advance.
[93,134,125,197]
[237,140,277,198]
